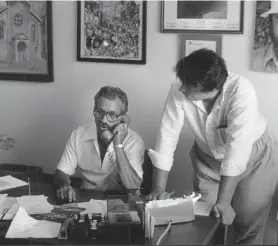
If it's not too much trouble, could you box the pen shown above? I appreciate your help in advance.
[165,191,175,199]
[28,177,31,196]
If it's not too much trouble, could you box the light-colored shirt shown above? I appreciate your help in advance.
[149,73,266,176]
[252,43,278,72]
[57,123,144,190]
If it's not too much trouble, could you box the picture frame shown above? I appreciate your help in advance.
[77,1,147,65]
[251,0,278,73]
[161,0,244,34]
[180,34,222,58]
[0,1,54,82]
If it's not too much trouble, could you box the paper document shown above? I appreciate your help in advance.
[1,197,18,220]
[0,176,28,191]
[0,196,17,219]
[5,207,61,238]
[0,194,7,205]
[78,199,107,216]
[16,195,54,214]
[194,201,213,216]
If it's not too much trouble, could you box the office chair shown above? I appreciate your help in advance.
[140,150,153,195]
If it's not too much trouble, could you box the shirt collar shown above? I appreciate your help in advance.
[262,43,278,69]
[80,123,98,141]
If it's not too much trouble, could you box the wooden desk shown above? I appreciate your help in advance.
[0,183,221,245]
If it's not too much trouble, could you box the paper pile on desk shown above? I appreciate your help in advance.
[5,207,61,238]
[78,199,107,216]
[0,176,28,191]
[16,195,54,214]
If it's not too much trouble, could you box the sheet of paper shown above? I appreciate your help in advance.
[0,176,28,191]
[0,194,7,205]
[16,195,54,215]
[5,207,61,238]
[0,196,16,219]
[78,199,107,216]
[2,198,18,220]
[193,201,213,216]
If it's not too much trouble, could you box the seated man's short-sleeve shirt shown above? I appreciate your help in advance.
[57,123,145,190]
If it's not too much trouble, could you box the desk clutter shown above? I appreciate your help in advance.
[0,175,215,244]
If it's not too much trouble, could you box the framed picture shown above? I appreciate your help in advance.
[181,34,222,58]
[77,1,147,65]
[161,0,244,34]
[0,1,54,82]
[251,0,278,73]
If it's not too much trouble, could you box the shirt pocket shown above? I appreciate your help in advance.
[217,125,227,144]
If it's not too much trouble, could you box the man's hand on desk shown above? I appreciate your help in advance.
[145,187,174,201]
[56,185,76,202]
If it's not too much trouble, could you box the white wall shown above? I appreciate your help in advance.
[0,1,277,196]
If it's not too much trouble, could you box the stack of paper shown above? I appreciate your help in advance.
[0,176,28,191]
[78,199,107,216]
[16,195,54,214]
[5,207,61,238]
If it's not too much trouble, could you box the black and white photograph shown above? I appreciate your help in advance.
[161,0,244,33]
[177,1,227,20]
[77,1,147,64]
[0,1,53,82]
[252,0,278,72]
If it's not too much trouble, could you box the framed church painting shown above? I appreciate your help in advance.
[0,1,54,82]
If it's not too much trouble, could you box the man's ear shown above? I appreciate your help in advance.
[121,114,131,126]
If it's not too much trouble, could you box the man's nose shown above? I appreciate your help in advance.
[100,114,108,123]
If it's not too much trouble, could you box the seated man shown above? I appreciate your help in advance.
[54,86,145,202]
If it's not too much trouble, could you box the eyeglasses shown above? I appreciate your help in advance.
[93,109,122,122]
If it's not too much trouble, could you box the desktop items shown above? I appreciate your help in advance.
[64,192,146,245]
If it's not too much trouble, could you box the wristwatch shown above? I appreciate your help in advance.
[114,144,124,148]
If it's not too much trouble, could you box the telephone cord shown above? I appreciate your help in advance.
[156,220,172,245]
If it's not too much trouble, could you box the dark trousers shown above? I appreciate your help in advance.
[190,130,278,245]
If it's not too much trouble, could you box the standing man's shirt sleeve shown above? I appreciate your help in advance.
[124,135,145,179]
[57,130,78,176]
[149,82,185,171]
[220,79,265,176]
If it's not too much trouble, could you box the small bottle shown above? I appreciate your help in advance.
[90,220,98,239]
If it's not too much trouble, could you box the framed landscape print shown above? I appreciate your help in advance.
[0,1,54,82]
[181,34,222,57]
[161,0,244,34]
[77,1,147,65]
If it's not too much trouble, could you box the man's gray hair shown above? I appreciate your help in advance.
[94,86,128,113]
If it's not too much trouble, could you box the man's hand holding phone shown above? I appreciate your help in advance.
[113,123,128,145]
[56,185,76,203]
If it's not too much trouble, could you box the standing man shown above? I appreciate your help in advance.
[147,49,278,244]
[54,86,144,202]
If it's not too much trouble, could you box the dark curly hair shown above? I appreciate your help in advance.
[175,49,228,92]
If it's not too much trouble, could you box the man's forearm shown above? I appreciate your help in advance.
[152,166,169,190]
[53,169,71,189]
[216,175,241,204]
[114,148,142,189]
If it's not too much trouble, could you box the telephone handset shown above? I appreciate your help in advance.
[100,114,130,143]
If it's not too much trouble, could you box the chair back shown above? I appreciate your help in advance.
[140,150,153,195]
